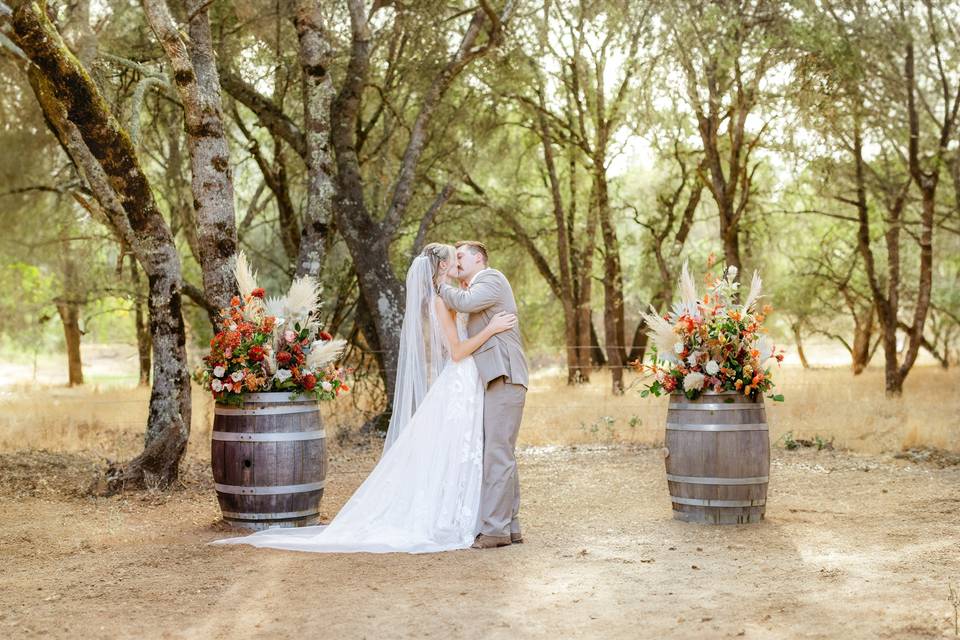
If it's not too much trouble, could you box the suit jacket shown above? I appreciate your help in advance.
[439,269,529,388]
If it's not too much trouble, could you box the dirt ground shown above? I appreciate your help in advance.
[1,443,958,640]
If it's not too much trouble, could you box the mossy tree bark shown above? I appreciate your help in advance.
[224,0,516,426]
[11,0,191,491]
[142,0,238,317]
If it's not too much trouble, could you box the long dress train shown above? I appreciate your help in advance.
[209,353,484,554]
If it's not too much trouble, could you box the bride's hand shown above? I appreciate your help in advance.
[487,311,517,335]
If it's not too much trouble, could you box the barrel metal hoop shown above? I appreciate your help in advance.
[666,474,769,485]
[211,430,326,442]
[221,508,319,520]
[214,405,319,416]
[233,392,316,403]
[670,496,766,507]
[669,403,764,411]
[666,422,768,432]
[215,480,326,495]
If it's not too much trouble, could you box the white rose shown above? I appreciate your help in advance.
[705,360,720,375]
[673,342,685,354]
[687,351,701,366]
[727,265,738,279]
[683,372,705,392]
[284,330,297,343]
[213,365,226,378]
[321,381,333,392]
[655,369,667,383]
[229,323,238,331]
[223,382,233,392]
[231,371,244,382]
[275,369,292,382]
[211,379,223,392]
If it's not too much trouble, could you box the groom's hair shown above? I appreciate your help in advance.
[456,240,488,265]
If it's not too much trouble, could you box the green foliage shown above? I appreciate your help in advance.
[0,0,957,381]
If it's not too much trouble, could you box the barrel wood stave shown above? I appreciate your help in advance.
[664,391,770,524]
[211,394,326,530]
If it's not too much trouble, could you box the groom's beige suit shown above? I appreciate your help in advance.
[439,268,528,538]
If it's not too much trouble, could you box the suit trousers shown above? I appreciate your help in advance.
[479,376,526,537]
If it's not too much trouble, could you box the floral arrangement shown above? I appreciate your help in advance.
[633,259,785,402]
[193,252,349,405]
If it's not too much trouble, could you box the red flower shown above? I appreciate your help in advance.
[303,374,317,390]
[251,288,265,299]
[249,345,265,362]
[277,351,292,366]
[319,331,333,342]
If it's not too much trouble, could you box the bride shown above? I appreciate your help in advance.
[210,243,516,553]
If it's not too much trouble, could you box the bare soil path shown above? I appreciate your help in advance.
[1,445,958,639]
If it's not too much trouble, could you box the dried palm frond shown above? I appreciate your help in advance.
[757,336,774,365]
[677,260,700,317]
[284,276,321,324]
[640,306,679,364]
[265,296,286,320]
[306,338,346,370]
[742,270,763,312]
[233,251,259,299]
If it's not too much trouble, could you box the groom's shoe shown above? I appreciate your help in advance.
[471,534,511,549]
[510,518,522,543]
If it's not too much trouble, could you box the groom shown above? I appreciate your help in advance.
[438,241,529,549]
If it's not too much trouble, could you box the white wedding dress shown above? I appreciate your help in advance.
[210,257,485,554]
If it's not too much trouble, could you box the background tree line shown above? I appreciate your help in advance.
[1,0,958,488]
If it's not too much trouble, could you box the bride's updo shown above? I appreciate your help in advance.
[421,242,455,288]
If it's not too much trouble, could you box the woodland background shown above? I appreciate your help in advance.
[0,0,958,490]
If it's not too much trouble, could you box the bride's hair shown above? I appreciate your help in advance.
[420,242,455,288]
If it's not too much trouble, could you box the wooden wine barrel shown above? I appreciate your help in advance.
[664,391,769,524]
[211,392,326,530]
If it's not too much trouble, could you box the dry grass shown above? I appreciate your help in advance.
[0,355,956,458]
[524,365,960,453]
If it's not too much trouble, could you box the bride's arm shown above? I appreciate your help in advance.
[433,297,516,362]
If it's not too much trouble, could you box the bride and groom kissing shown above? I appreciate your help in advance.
[213,240,529,553]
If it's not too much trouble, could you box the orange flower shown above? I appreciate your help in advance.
[734,379,744,390]
[743,385,752,395]
[728,310,742,322]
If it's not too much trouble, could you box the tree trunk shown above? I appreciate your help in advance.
[329,0,511,420]
[222,1,513,418]
[792,323,810,369]
[292,0,335,278]
[130,254,151,387]
[598,175,627,395]
[142,0,238,314]
[12,2,191,490]
[55,300,83,386]
[850,311,874,375]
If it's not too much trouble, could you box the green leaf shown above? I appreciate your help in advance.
[770,394,785,402]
